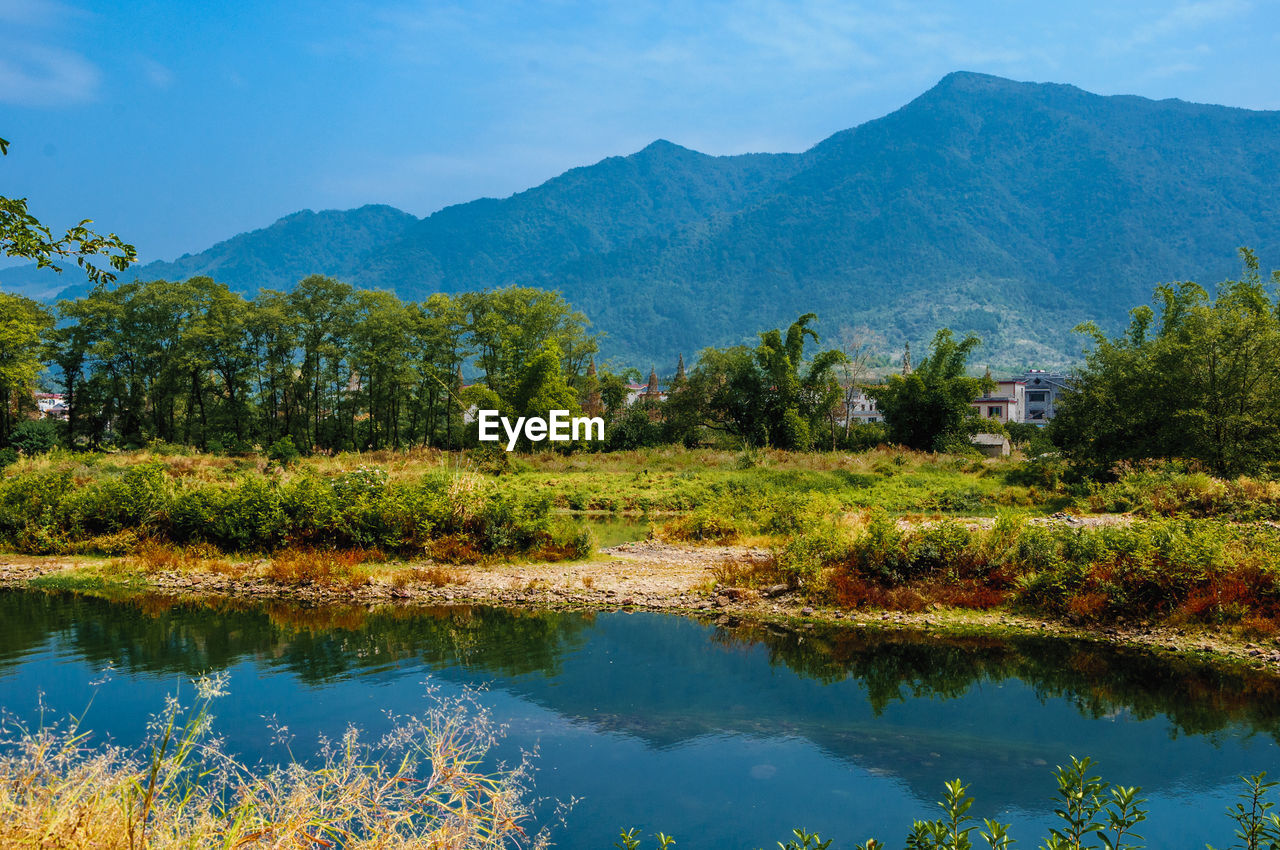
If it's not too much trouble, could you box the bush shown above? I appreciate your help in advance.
[266,435,301,468]
[9,419,59,455]
[774,523,849,582]
[0,459,561,558]
[608,407,663,451]
[661,510,739,543]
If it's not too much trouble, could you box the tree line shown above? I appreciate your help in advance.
[4,250,1279,474]
[0,276,871,455]
[15,276,612,453]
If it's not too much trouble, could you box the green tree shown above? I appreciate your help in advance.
[866,329,989,451]
[754,313,846,449]
[464,287,597,405]
[1051,249,1280,475]
[671,314,845,448]
[512,341,580,421]
[0,292,53,446]
[1,137,136,284]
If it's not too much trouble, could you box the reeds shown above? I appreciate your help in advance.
[0,675,546,849]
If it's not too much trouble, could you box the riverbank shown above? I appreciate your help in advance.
[5,540,1279,676]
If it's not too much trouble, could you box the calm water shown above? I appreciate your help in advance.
[2,589,1278,848]
[572,513,653,547]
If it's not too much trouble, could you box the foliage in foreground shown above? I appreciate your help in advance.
[0,675,544,849]
[621,758,1280,850]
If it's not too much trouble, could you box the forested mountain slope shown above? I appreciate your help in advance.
[7,71,1278,368]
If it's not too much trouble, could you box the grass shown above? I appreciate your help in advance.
[17,445,1280,640]
[0,452,591,561]
[0,674,546,850]
[1,444,1063,521]
[717,510,1280,636]
[496,445,1057,515]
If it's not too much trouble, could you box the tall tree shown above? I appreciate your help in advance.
[1051,249,1280,475]
[866,329,989,451]
[0,293,53,445]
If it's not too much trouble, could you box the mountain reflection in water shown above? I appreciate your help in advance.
[1,589,1276,848]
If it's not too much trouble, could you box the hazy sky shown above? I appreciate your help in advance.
[3,0,1277,263]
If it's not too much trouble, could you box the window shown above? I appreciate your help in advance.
[1028,391,1047,403]
[988,406,1002,418]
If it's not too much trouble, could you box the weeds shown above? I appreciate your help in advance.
[390,565,468,588]
[0,456,584,561]
[264,548,376,587]
[0,675,545,849]
[807,511,1280,628]
[710,555,787,589]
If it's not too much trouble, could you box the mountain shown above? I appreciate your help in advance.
[6,71,1279,369]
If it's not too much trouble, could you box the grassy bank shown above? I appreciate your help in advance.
[722,511,1280,638]
[0,452,589,561]
[1,444,1063,523]
[9,446,1280,640]
[0,445,1059,560]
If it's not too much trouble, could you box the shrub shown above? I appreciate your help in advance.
[661,510,739,543]
[0,460,559,559]
[774,523,849,582]
[9,419,59,455]
[266,435,301,468]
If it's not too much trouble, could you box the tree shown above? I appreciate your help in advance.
[866,329,989,451]
[835,324,883,440]
[668,314,845,448]
[0,292,53,445]
[754,313,846,449]
[1,137,136,284]
[464,287,597,405]
[512,341,579,420]
[1051,249,1280,475]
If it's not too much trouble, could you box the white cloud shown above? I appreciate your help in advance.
[0,0,86,27]
[1106,0,1251,52]
[0,43,100,105]
[142,58,175,89]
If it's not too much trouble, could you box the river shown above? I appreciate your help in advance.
[1,589,1276,848]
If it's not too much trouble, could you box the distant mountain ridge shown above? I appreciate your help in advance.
[6,71,1279,369]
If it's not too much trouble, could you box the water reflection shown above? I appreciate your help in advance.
[1,589,1276,847]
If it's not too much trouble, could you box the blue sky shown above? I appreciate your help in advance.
[2,0,1277,264]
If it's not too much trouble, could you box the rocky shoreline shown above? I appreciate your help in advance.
[3,542,1279,675]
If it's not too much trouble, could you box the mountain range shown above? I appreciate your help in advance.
[6,71,1279,370]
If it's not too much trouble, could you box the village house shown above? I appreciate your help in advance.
[837,387,882,425]
[971,377,1025,425]
[35,392,68,421]
[1018,369,1070,423]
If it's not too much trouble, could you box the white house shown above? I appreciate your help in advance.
[971,380,1025,425]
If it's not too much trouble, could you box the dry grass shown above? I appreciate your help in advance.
[129,542,232,575]
[390,565,469,589]
[710,555,787,589]
[264,549,380,587]
[0,675,546,849]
